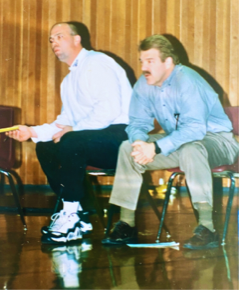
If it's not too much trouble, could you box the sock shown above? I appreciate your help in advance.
[120,207,135,227]
[195,202,214,232]
[63,201,82,213]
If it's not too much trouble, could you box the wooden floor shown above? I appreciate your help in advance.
[0,186,238,290]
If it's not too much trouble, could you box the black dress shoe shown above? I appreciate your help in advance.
[102,221,138,245]
[183,225,219,250]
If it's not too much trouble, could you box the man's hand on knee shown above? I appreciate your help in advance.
[52,124,73,143]
[131,140,155,165]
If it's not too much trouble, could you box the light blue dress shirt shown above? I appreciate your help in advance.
[126,64,232,156]
[32,48,132,143]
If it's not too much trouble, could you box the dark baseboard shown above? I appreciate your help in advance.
[1,184,238,194]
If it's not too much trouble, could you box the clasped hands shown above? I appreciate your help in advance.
[131,140,156,165]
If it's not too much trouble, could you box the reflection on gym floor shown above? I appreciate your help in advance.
[0,189,238,289]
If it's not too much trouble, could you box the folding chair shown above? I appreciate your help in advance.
[85,166,116,230]
[0,105,27,230]
[156,106,239,245]
[101,172,171,236]
[86,168,171,236]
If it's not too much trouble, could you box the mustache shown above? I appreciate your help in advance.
[143,71,151,75]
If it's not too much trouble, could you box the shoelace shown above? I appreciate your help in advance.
[49,211,68,230]
[49,211,79,231]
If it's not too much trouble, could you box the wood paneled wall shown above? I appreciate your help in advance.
[0,0,238,185]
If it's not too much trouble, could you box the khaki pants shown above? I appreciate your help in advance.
[109,132,239,210]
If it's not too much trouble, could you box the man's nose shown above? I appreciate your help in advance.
[141,62,147,71]
[50,37,59,46]
[51,40,59,50]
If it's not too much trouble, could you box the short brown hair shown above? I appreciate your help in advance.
[51,21,92,49]
[139,34,179,65]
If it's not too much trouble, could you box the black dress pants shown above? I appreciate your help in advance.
[36,124,127,202]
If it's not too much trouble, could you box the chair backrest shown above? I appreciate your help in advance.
[224,106,239,173]
[224,106,239,135]
[0,106,15,169]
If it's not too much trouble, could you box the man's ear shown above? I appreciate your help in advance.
[74,35,81,46]
[165,57,173,68]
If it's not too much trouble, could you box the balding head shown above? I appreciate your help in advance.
[49,23,82,66]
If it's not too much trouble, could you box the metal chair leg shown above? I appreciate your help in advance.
[53,194,62,215]
[156,172,183,242]
[1,170,27,230]
[222,245,233,284]
[221,171,235,245]
[156,169,236,246]
[144,189,171,238]
[85,174,106,230]
[105,204,117,236]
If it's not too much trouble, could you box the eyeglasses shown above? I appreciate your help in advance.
[49,32,76,44]
[49,33,65,44]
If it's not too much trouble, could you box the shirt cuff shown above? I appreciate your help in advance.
[157,137,176,156]
[130,134,149,143]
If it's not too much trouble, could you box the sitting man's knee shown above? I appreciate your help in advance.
[60,131,74,143]
[179,142,207,159]
[119,140,132,153]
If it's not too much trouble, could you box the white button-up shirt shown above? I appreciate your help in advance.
[32,48,132,142]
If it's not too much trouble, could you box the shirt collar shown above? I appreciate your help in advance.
[69,48,88,71]
[161,64,182,88]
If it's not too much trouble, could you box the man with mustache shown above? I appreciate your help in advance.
[102,34,239,250]
[7,22,132,244]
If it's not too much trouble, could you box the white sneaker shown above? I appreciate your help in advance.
[78,211,93,234]
[41,210,93,235]
[41,210,82,244]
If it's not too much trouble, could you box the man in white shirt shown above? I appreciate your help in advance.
[7,22,132,244]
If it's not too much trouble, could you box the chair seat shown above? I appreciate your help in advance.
[160,152,239,245]
[0,106,26,230]
[86,166,103,171]
[86,166,115,176]
[167,159,239,174]
[0,158,12,170]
